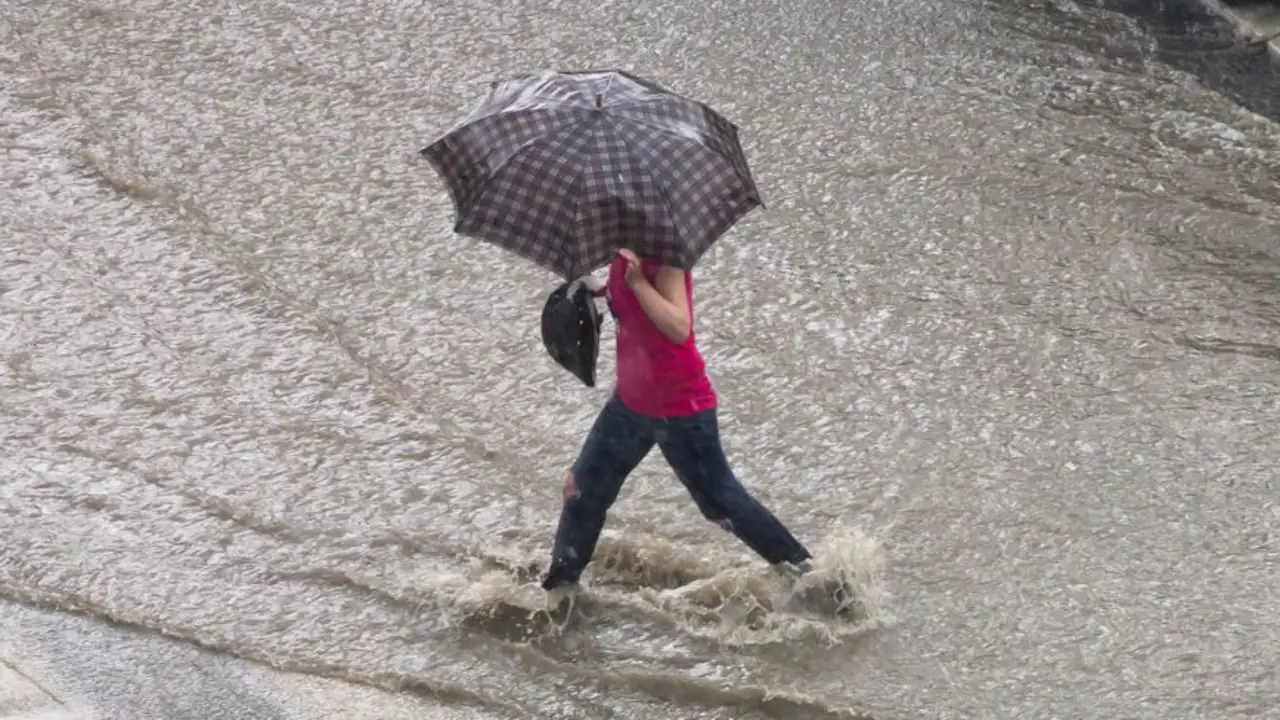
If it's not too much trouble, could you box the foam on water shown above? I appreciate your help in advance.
[450,526,892,647]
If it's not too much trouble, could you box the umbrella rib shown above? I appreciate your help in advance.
[561,137,594,279]
[593,119,688,263]
[456,110,595,221]
[459,113,599,278]
[608,110,754,191]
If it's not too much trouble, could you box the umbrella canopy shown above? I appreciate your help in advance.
[420,69,763,279]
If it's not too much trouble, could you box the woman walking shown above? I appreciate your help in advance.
[541,248,814,594]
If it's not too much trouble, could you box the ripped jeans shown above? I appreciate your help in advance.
[542,393,812,590]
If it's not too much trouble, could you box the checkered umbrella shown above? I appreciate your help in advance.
[419,70,763,280]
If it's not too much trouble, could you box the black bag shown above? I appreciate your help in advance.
[541,280,604,387]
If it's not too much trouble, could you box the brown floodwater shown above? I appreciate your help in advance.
[2,0,1278,718]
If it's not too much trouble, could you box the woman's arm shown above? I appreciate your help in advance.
[627,263,692,344]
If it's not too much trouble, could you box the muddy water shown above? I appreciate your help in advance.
[2,0,1278,718]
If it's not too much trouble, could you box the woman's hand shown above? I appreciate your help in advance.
[578,273,607,296]
[617,249,643,288]
[617,250,692,344]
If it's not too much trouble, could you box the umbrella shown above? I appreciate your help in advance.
[419,69,763,280]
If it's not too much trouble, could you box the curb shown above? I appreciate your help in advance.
[1199,0,1280,59]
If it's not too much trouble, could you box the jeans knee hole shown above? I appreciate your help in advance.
[563,472,581,500]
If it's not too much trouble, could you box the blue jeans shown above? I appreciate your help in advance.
[542,394,812,590]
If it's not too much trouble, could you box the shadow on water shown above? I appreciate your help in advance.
[1099,0,1280,122]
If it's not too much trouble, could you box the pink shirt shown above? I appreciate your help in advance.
[606,255,717,418]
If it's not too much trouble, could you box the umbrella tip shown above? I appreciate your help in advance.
[594,94,602,111]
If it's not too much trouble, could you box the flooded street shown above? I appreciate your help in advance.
[2,0,1278,718]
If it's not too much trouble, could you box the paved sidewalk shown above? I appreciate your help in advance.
[0,600,480,720]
